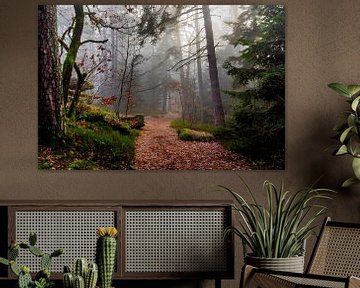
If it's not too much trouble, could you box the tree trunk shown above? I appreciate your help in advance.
[116,35,130,118]
[174,23,188,120]
[125,39,137,117]
[67,64,86,118]
[38,5,63,145]
[195,13,205,123]
[162,87,168,114]
[202,5,225,126]
[62,5,84,107]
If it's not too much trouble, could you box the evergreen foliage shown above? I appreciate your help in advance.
[223,5,285,168]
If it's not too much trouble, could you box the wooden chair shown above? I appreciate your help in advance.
[241,217,360,288]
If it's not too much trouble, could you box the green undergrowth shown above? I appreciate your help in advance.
[178,128,214,142]
[38,104,143,170]
[170,118,284,169]
[170,119,218,134]
[170,119,228,140]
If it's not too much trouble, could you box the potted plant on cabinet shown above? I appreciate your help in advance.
[223,179,334,273]
[328,82,360,187]
[0,232,63,288]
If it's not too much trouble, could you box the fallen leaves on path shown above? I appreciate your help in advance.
[135,117,251,170]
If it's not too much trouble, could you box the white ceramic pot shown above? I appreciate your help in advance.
[245,254,305,273]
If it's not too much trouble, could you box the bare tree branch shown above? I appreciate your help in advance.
[81,39,108,45]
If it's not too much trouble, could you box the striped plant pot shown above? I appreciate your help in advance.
[245,254,305,273]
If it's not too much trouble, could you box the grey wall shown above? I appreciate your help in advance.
[1,1,360,287]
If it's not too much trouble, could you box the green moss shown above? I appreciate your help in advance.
[178,128,214,142]
[170,119,217,134]
[39,102,141,170]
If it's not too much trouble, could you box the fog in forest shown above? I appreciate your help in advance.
[57,5,242,119]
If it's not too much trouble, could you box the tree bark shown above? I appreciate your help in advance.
[116,35,130,118]
[38,5,63,145]
[202,5,225,126]
[195,13,205,123]
[174,23,189,120]
[62,5,84,107]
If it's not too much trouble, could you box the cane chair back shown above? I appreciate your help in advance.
[241,217,360,288]
[307,217,360,278]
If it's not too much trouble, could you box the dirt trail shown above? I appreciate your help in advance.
[134,116,251,170]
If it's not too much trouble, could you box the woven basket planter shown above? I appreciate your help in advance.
[245,254,305,273]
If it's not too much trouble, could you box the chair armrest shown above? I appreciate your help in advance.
[240,265,350,288]
[349,276,360,288]
[240,265,296,288]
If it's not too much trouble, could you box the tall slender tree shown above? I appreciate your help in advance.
[195,12,205,123]
[38,5,63,145]
[174,22,188,120]
[202,5,225,126]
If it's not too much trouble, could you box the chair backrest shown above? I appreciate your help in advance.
[307,217,360,277]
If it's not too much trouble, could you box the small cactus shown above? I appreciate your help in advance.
[18,268,32,288]
[85,262,98,288]
[74,258,88,279]
[41,253,52,270]
[96,227,118,288]
[63,272,74,288]
[29,245,44,257]
[63,259,98,288]
[29,232,37,246]
[0,232,63,288]
[74,275,85,288]
[9,246,19,260]
[51,248,64,257]
[35,268,50,281]
[10,260,20,276]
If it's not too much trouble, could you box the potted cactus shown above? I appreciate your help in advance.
[96,227,118,288]
[62,258,98,288]
[0,232,63,288]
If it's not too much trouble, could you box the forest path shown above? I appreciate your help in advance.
[134,116,251,170]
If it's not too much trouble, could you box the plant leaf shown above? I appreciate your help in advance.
[351,96,360,111]
[347,85,360,97]
[0,257,9,266]
[342,177,360,188]
[336,145,348,155]
[352,157,360,179]
[340,126,353,143]
[347,114,356,128]
[328,83,351,97]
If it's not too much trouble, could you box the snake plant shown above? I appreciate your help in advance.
[223,179,335,258]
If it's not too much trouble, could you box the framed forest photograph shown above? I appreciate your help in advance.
[38,5,285,170]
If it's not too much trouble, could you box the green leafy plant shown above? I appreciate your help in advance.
[328,83,360,187]
[0,232,63,288]
[222,179,334,258]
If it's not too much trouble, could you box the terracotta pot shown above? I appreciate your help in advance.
[245,254,305,273]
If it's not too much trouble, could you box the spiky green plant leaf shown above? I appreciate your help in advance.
[328,83,352,97]
[223,179,335,258]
